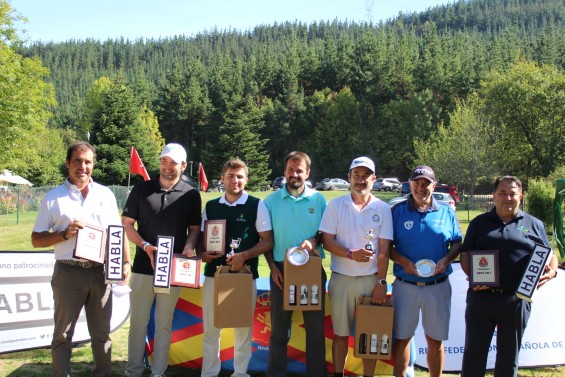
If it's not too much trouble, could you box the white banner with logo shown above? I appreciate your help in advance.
[0,251,130,354]
[414,263,565,372]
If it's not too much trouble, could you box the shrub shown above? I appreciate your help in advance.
[526,179,554,230]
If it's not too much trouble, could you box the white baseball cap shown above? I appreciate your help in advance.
[159,143,187,163]
[349,156,375,173]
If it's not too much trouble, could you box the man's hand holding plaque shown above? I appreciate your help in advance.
[204,220,226,255]
[73,222,106,264]
[468,250,500,289]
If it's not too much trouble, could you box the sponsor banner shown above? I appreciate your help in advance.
[153,236,174,289]
[415,263,565,372]
[0,251,130,354]
[106,225,125,281]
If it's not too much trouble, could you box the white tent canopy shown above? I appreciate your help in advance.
[0,170,33,187]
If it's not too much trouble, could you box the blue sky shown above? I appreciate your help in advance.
[10,0,452,43]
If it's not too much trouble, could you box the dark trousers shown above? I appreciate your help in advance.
[267,263,328,377]
[462,289,531,377]
[51,262,112,377]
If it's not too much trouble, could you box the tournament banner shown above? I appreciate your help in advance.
[0,251,130,354]
[415,263,565,372]
[145,278,417,376]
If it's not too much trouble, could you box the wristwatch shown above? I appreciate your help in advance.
[378,279,387,286]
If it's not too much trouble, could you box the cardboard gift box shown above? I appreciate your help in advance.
[283,251,322,311]
[353,296,394,360]
[214,265,253,328]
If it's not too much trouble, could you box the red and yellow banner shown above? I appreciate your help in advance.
[145,281,396,375]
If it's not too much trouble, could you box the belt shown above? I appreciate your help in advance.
[396,276,448,287]
[486,288,513,295]
[58,259,102,269]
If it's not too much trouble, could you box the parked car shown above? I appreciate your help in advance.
[272,176,286,190]
[305,180,313,189]
[435,184,461,203]
[315,178,350,191]
[399,181,410,196]
[373,177,401,192]
[388,196,408,207]
[387,192,456,212]
[206,179,225,192]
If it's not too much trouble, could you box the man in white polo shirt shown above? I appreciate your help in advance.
[320,156,393,377]
[32,141,132,377]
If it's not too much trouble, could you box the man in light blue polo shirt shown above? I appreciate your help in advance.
[264,151,328,377]
[390,165,462,377]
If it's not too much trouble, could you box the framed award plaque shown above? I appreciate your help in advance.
[469,250,499,287]
[73,223,106,264]
[171,254,201,288]
[204,219,226,254]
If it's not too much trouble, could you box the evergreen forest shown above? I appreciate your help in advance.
[2,0,565,191]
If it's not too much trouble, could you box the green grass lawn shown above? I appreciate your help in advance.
[0,190,561,376]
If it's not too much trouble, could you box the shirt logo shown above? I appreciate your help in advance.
[517,226,529,233]
[309,208,315,214]
[236,213,246,222]
[372,214,380,223]
[404,221,413,230]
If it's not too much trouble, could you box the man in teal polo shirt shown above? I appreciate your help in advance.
[200,159,273,377]
[264,151,328,377]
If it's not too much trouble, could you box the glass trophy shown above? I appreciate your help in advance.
[364,228,375,253]
[227,237,241,257]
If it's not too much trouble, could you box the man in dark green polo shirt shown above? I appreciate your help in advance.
[200,158,273,377]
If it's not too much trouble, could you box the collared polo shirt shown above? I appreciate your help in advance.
[391,194,462,283]
[462,208,550,291]
[123,177,201,275]
[33,178,121,260]
[264,185,327,262]
[319,193,393,276]
[201,191,272,279]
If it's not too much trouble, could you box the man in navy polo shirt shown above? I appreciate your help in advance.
[390,165,462,377]
[460,176,558,377]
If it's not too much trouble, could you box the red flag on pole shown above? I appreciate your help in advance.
[129,146,150,181]
[198,162,209,192]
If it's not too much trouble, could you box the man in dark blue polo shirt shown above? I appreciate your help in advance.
[460,175,558,377]
[390,165,462,377]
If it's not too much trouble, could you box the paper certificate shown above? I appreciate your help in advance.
[105,225,124,281]
[469,250,499,287]
[204,220,226,255]
[171,255,201,288]
[73,223,106,263]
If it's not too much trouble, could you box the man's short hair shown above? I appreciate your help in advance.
[494,175,523,192]
[284,151,311,170]
[221,158,248,176]
[66,141,96,162]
